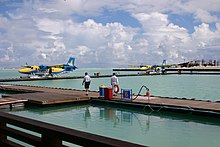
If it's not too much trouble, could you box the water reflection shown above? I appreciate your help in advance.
[84,105,151,133]
[9,102,220,128]
[6,102,220,147]
[83,106,91,127]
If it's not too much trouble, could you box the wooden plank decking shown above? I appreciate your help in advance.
[0,98,27,108]
[0,84,96,105]
[12,92,91,105]
[0,84,220,114]
[133,96,220,112]
[0,73,145,82]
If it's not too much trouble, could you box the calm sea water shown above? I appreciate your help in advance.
[5,103,220,147]
[1,69,220,147]
[1,69,220,101]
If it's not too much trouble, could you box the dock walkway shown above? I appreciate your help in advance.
[0,84,96,105]
[0,84,220,115]
[134,96,220,112]
[0,73,145,82]
[0,98,27,109]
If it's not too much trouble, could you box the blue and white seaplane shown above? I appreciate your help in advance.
[18,57,77,77]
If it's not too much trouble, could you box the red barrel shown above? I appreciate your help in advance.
[104,88,113,99]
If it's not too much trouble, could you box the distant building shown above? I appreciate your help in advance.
[178,59,220,67]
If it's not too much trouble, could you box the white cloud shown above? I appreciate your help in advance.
[132,12,193,63]
[133,12,168,32]
[66,20,137,66]
[0,0,220,67]
[192,23,220,49]
[42,0,109,16]
[194,9,218,23]
[180,0,220,13]
[193,23,215,39]
[34,17,64,35]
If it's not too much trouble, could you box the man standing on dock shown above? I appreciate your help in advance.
[82,72,91,96]
[111,73,119,96]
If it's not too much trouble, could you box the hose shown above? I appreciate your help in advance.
[132,85,149,100]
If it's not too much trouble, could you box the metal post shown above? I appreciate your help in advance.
[148,95,149,103]
[121,89,123,100]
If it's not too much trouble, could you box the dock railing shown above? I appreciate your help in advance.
[0,112,145,147]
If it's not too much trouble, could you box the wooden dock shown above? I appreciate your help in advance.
[165,67,220,74]
[0,98,27,109]
[0,84,96,105]
[133,96,220,112]
[113,67,220,74]
[0,84,220,116]
[0,73,146,82]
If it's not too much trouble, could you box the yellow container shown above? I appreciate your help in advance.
[99,85,105,88]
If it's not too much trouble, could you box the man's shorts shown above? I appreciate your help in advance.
[85,82,90,89]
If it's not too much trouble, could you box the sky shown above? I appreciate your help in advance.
[0,0,220,68]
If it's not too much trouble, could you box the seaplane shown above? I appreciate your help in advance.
[18,57,77,77]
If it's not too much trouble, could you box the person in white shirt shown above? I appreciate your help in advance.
[82,72,91,96]
[111,73,119,96]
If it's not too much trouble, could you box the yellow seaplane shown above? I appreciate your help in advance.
[18,57,77,76]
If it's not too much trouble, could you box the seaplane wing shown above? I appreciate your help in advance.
[18,57,77,76]
[49,64,64,67]
[139,65,152,70]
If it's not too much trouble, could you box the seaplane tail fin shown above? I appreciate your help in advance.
[67,57,75,66]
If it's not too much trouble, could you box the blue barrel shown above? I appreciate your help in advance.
[99,85,105,97]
